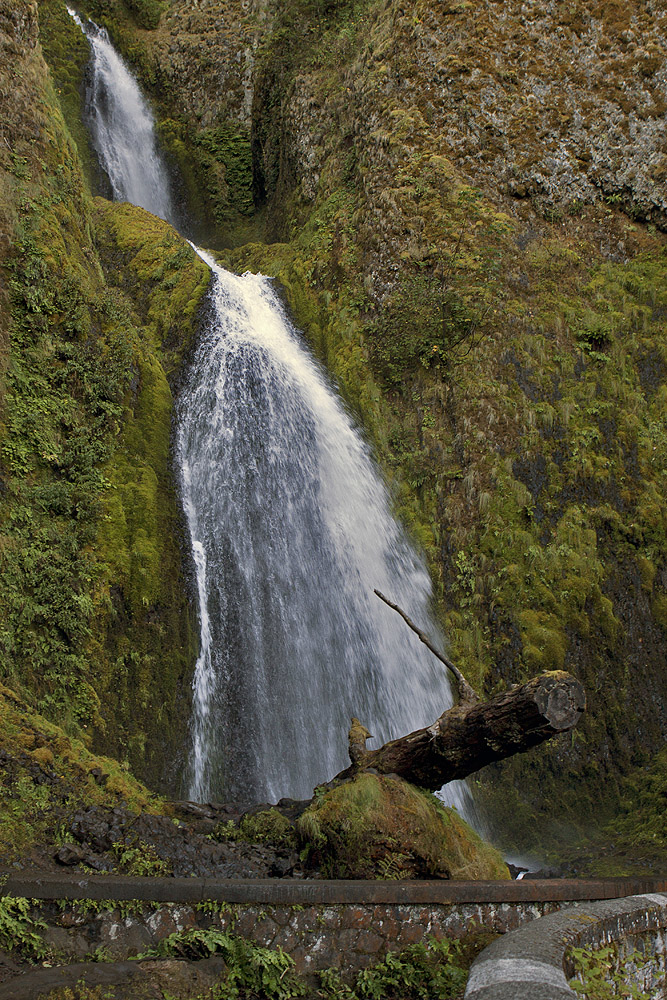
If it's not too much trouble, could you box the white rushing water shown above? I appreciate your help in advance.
[176,246,470,807]
[69,8,473,814]
[68,8,174,222]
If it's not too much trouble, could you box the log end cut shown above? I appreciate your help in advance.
[533,670,586,732]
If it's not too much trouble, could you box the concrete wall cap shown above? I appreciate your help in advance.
[464,893,667,1000]
[466,957,572,994]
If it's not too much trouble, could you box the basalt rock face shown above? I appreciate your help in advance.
[17,0,667,865]
[307,0,667,226]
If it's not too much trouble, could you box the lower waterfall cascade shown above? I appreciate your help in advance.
[68,7,473,815]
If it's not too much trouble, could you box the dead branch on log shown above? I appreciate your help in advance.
[374,589,479,704]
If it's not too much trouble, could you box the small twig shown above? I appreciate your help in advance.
[374,589,479,704]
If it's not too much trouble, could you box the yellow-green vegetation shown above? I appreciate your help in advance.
[296,773,509,879]
[319,937,473,999]
[0,1,209,793]
[111,838,173,875]
[35,0,98,188]
[0,894,48,961]
[0,681,160,861]
[40,987,114,1000]
[216,808,297,851]
[85,201,208,781]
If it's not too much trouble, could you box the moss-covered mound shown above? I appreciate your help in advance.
[0,681,161,863]
[296,773,509,880]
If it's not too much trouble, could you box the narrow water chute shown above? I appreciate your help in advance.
[68,7,175,222]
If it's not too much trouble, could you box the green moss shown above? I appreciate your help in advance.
[37,0,97,189]
[239,809,297,850]
[518,610,567,673]
[296,773,509,879]
[76,0,163,33]
[0,29,127,733]
[124,0,163,30]
[0,681,161,861]
[85,201,209,782]
[194,125,254,222]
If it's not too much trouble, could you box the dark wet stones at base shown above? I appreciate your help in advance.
[54,843,89,867]
[63,801,303,879]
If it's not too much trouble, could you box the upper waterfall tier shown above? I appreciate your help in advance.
[69,7,175,223]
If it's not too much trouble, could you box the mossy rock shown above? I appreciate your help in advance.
[0,681,161,862]
[296,773,509,880]
[239,808,297,850]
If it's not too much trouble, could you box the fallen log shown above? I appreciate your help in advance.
[336,670,586,790]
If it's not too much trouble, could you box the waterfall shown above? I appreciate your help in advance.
[176,247,470,808]
[69,9,473,815]
[68,8,175,222]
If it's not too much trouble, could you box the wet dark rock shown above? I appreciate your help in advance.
[68,804,304,879]
[54,844,87,867]
[169,800,221,820]
[71,807,124,853]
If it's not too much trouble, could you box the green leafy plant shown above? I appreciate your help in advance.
[139,928,306,999]
[319,937,469,999]
[0,895,48,960]
[111,840,172,877]
[569,943,651,999]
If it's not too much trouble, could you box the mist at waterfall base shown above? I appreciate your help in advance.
[69,9,474,818]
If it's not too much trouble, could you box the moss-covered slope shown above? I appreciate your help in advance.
[0,0,208,790]
[0,681,162,863]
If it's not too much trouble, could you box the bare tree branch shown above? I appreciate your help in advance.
[374,589,479,704]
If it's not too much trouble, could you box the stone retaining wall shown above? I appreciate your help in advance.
[1,874,666,996]
[35,898,565,970]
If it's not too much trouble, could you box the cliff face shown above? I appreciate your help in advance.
[129,0,667,858]
[0,0,209,791]
[6,0,667,865]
